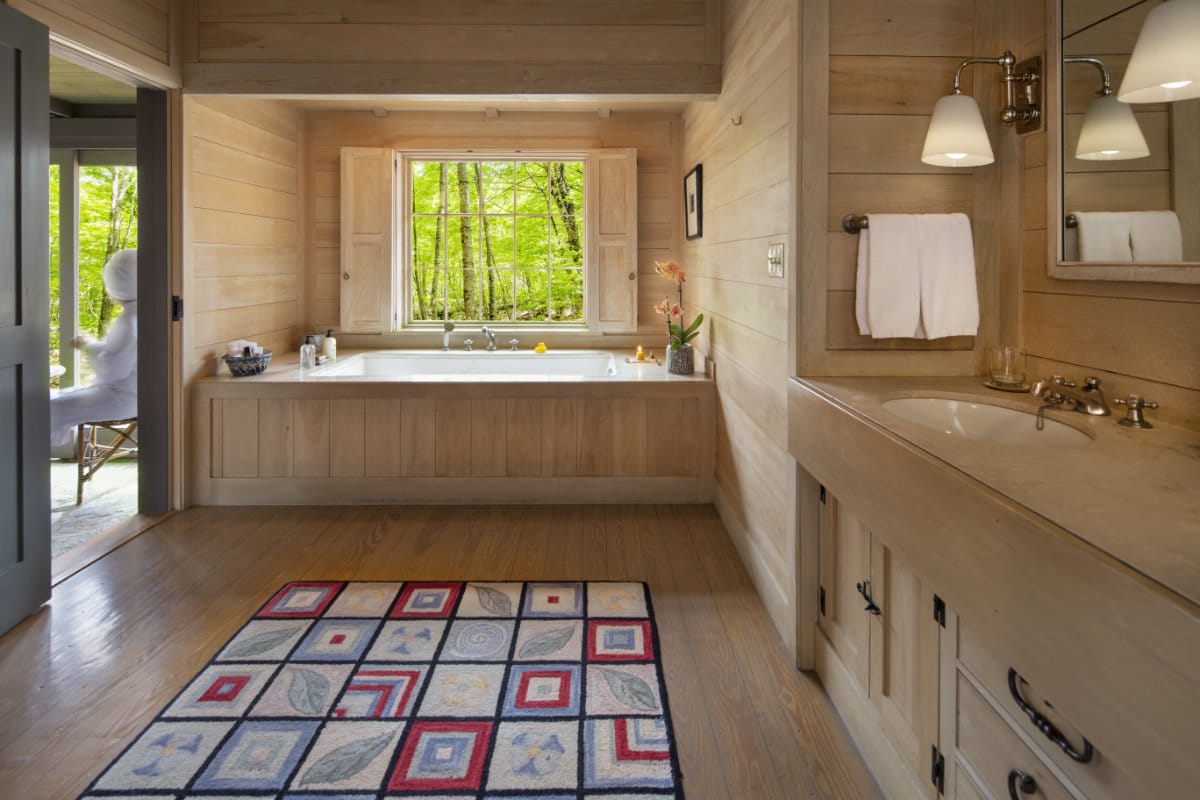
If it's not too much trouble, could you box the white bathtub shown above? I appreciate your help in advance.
[309,349,620,382]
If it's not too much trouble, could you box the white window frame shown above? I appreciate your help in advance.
[395,150,599,334]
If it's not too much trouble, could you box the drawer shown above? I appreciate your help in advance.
[956,672,1075,800]
[958,621,1137,800]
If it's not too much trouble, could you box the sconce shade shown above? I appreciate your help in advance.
[1117,0,1200,103]
[922,93,995,167]
[1075,95,1150,160]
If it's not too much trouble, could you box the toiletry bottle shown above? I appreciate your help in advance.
[322,328,337,359]
[300,335,317,369]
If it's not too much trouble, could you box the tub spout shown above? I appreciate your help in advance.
[481,326,498,351]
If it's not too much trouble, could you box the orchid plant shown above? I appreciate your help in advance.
[654,259,703,348]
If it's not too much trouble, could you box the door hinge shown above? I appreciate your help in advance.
[819,585,826,616]
[931,745,945,794]
[933,594,946,627]
[819,485,826,504]
[171,295,183,321]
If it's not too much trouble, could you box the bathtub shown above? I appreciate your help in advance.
[309,349,620,381]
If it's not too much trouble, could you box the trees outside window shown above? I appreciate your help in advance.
[409,159,584,324]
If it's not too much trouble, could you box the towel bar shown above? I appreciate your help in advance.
[1065,214,1078,228]
[842,214,869,233]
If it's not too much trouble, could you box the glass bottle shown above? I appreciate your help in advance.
[300,335,317,369]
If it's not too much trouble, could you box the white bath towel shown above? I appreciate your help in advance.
[856,214,923,338]
[1072,211,1133,262]
[1128,210,1183,262]
[917,213,979,339]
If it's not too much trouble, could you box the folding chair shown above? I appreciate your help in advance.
[77,418,138,504]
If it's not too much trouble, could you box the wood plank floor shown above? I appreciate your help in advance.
[0,504,880,799]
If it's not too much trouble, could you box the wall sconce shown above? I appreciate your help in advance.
[921,50,1042,167]
[1118,0,1200,104]
[1066,56,1149,161]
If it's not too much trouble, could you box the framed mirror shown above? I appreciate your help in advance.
[1049,0,1200,283]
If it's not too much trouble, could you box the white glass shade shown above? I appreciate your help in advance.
[1075,95,1150,160]
[921,94,995,167]
[1117,0,1200,103]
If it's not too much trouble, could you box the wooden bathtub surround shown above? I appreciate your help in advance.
[789,377,1200,799]
[191,352,714,505]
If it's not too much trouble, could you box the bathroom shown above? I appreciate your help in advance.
[0,0,1197,798]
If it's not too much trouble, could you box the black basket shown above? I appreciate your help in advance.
[223,350,273,377]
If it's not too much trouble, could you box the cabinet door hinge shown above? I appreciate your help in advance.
[933,594,946,627]
[819,585,826,616]
[819,484,826,504]
[930,745,945,794]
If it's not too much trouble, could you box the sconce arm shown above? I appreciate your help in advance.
[950,50,1041,128]
[1063,56,1113,95]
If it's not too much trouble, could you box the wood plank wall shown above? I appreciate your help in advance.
[5,0,180,87]
[682,0,795,647]
[302,110,682,338]
[1023,1,1200,431]
[182,0,721,96]
[184,97,304,383]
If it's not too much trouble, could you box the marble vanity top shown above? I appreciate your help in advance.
[793,377,1200,606]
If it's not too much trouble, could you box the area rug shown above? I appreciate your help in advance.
[79,581,684,799]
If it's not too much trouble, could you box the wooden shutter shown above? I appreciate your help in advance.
[339,147,395,333]
[586,148,638,333]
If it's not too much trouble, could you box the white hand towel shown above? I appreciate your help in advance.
[855,214,923,338]
[917,213,979,339]
[1072,211,1133,262]
[1128,210,1183,262]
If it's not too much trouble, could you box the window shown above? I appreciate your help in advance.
[407,158,585,325]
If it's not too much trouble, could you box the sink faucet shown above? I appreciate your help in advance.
[481,326,497,351]
[1033,375,1111,416]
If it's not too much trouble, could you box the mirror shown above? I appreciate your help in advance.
[1052,0,1200,282]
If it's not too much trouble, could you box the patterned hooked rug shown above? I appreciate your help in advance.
[79,581,684,799]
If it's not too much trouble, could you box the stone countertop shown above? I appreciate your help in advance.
[792,376,1200,606]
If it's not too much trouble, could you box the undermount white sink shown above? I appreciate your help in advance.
[882,397,1092,447]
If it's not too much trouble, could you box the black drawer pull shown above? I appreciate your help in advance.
[1007,668,1095,763]
[1008,769,1037,799]
[855,580,881,615]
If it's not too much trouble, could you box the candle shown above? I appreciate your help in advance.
[636,345,645,361]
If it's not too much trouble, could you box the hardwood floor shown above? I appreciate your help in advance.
[0,504,880,799]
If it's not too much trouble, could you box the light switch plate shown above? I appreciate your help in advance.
[767,243,785,277]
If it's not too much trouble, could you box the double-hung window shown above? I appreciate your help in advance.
[337,147,638,335]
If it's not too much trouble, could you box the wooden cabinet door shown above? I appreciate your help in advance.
[869,538,942,799]
[817,493,871,692]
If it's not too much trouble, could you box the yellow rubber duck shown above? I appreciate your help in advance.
[534,342,547,353]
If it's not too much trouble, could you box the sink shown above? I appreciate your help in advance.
[882,397,1091,447]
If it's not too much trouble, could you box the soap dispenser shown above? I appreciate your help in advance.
[321,328,337,359]
[300,335,317,369]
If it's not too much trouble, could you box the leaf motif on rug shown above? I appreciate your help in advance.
[288,668,331,715]
[599,667,659,712]
[518,625,574,658]
[299,730,394,786]
[224,627,299,658]
[473,585,513,616]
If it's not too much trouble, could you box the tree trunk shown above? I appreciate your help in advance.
[97,167,137,336]
[456,163,475,318]
[429,163,448,318]
[474,164,498,320]
[548,162,581,263]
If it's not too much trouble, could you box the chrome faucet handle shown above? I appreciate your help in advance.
[1113,394,1159,429]
[463,338,473,352]
[509,338,520,351]
[1050,375,1078,388]
[1083,376,1102,390]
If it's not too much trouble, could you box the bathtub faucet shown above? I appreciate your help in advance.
[481,326,497,351]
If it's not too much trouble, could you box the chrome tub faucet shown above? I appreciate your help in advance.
[481,326,497,351]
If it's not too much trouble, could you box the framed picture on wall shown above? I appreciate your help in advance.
[684,164,702,240]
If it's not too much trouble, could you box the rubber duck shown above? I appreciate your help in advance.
[534,342,548,354]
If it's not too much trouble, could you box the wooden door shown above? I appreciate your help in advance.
[817,493,871,691]
[0,5,50,636]
[869,538,942,798]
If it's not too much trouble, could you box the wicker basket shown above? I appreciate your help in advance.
[223,350,273,377]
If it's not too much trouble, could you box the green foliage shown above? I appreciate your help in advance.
[668,314,704,347]
[410,160,584,324]
[48,164,138,383]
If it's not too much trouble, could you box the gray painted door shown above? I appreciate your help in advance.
[0,6,50,636]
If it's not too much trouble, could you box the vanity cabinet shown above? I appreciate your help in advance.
[817,493,940,799]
